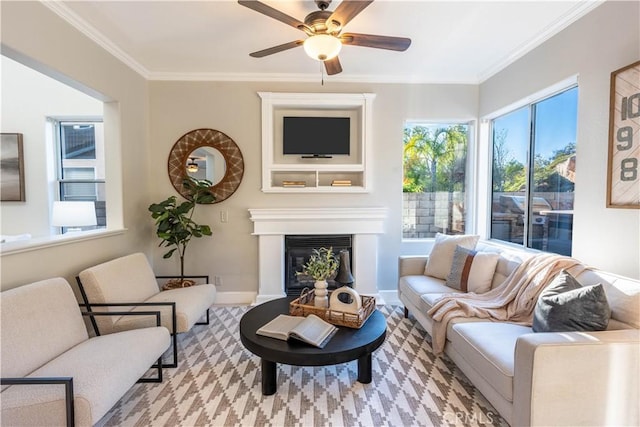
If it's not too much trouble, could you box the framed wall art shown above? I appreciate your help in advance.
[1,133,25,202]
[607,60,640,208]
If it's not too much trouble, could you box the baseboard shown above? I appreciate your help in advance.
[213,291,256,305]
[379,289,400,306]
[214,290,400,306]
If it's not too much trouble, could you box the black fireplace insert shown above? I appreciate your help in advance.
[285,235,352,296]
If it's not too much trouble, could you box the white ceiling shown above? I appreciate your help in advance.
[45,0,603,83]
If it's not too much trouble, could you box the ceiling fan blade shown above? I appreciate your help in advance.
[340,32,411,51]
[249,40,304,58]
[238,0,306,31]
[324,56,342,75]
[327,0,373,28]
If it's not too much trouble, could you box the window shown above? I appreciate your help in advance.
[490,86,577,255]
[403,122,470,238]
[54,120,106,232]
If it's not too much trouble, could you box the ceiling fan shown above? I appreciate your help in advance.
[238,0,411,75]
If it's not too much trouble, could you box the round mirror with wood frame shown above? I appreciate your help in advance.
[168,128,244,203]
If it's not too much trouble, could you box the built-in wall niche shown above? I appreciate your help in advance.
[272,108,362,165]
[258,92,375,193]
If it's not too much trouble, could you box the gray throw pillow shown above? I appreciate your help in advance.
[532,270,611,333]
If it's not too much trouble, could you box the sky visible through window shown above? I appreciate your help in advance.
[495,87,578,163]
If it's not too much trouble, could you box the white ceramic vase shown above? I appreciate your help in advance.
[314,280,329,308]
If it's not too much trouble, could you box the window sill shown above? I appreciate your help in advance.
[0,228,127,257]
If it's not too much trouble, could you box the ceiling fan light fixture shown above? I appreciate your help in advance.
[186,159,199,173]
[303,34,341,61]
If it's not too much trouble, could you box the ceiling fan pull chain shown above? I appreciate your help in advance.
[321,61,325,86]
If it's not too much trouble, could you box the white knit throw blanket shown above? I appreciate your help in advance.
[427,253,585,354]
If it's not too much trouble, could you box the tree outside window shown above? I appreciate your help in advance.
[403,123,469,238]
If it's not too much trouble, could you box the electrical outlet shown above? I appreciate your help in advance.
[220,210,228,223]
[214,275,222,286]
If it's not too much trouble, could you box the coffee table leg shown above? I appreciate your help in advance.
[262,359,277,395]
[357,353,372,384]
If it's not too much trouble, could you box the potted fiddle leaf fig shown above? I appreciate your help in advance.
[149,178,215,288]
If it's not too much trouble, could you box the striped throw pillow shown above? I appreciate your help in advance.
[445,245,500,293]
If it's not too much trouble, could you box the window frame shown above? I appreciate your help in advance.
[483,77,579,252]
[51,117,106,233]
[401,119,476,241]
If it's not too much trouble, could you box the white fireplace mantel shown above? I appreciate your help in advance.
[249,207,387,304]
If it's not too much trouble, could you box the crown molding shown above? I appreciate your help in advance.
[146,71,477,84]
[477,0,605,83]
[41,0,151,79]
[40,0,604,85]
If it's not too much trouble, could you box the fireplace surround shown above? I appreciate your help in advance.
[249,207,387,304]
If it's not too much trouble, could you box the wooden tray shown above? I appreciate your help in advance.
[289,288,376,329]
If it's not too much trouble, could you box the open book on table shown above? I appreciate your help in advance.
[256,314,338,348]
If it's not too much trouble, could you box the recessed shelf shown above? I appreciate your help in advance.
[259,92,375,193]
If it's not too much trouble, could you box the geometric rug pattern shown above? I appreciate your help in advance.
[97,305,507,427]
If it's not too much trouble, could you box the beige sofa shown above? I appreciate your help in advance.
[398,241,640,426]
[0,277,171,426]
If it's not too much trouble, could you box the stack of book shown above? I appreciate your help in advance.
[282,180,306,188]
[331,180,352,187]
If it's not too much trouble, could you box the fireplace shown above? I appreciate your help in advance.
[249,207,387,304]
[285,235,352,296]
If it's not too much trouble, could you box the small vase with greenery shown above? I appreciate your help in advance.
[300,247,339,308]
[149,178,216,288]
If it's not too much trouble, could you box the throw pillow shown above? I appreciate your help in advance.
[424,233,480,279]
[445,245,500,293]
[532,270,611,333]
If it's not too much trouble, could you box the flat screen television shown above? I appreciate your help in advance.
[283,116,350,156]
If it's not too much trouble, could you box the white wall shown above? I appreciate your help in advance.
[148,82,478,293]
[0,2,151,290]
[480,0,640,279]
[0,56,103,237]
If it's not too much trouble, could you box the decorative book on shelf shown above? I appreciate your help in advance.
[256,314,338,348]
[331,180,352,187]
[282,180,306,188]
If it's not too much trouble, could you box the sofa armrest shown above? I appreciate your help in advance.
[398,255,429,277]
[513,329,640,427]
[80,302,174,337]
[1,377,74,427]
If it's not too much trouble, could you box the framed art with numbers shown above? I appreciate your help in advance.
[607,60,640,208]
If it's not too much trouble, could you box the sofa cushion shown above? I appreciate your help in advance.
[0,278,88,379]
[0,326,170,426]
[445,245,500,293]
[424,233,479,279]
[533,270,611,333]
[399,275,461,315]
[449,322,532,402]
[112,284,216,333]
[573,269,640,329]
[79,253,161,334]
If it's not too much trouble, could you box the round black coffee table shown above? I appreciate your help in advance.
[239,297,386,395]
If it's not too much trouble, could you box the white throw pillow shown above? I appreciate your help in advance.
[424,233,480,280]
[445,245,500,293]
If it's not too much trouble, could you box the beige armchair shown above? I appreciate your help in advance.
[77,252,217,367]
[0,277,170,426]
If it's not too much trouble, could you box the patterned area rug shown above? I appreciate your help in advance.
[97,305,506,427]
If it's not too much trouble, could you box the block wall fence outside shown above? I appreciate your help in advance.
[403,191,574,238]
[403,192,465,238]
